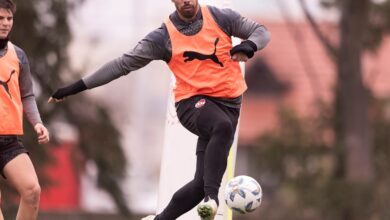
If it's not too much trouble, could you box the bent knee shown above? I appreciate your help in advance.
[20,183,41,204]
[213,120,234,138]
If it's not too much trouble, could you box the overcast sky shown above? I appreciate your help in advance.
[68,0,337,70]
[70,0,336,41]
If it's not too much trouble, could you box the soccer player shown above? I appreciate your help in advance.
[49,0,270,219]
[0,0,50,219]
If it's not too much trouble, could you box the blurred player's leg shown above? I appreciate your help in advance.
[0,191,3,220]
[3,154,41,220]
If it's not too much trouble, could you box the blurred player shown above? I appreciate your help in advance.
[0,0,49,219]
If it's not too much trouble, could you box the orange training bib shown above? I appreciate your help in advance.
[0,42,23,135]
[165,5,247,102]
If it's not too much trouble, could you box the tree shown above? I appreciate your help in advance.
[300,0,374,182]
[247,0,390,220]
[3,0,131,216]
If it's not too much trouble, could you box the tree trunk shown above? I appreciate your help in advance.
[338,0,374,183]
[337,1,375,219]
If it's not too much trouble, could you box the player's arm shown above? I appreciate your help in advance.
[17,47,50,144]
[208,6,270,61]
[50,25,171,101]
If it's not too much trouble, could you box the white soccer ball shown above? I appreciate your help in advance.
[224,175,262,214]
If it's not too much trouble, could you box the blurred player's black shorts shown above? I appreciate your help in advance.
[0,135,28,178]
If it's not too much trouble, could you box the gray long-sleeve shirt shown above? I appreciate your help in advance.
[82,5,270,89]
[0,44,42,127]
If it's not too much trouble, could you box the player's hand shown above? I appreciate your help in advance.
[34,123,50,144]
[48,96,65,103]
[48,88,68,103]
[230,40,257,62]
[231,52,249,62]
[48,80,87,103]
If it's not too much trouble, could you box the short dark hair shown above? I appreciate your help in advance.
[0,0,16,14]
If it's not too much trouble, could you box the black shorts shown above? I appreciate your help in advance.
[175,95,240,152]
[0,135,28,177]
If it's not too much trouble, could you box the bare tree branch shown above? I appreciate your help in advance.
[276,0,324,103]
[299,0,338,59]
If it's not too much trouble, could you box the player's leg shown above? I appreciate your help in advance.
[0,136,8,220]
[176,96,239,201]
[197,100,239,204]
[155,143,207,220]
[3,153,41,220]
[0,190,4,220]
[155,96,239,220]
[195,100,239,220]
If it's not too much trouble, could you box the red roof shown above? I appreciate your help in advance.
[239,21,390,145]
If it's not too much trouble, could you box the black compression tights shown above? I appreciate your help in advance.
[156,97,239,220]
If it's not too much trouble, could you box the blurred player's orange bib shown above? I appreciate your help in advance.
[165,5,247,102]
[0,42,23,135]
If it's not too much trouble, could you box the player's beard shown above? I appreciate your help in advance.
[177,2,199,20]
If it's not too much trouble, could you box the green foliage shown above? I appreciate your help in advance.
[242,1,390,220]
[371,99,390,219]
[2,0,130,216]
[250,100,390,220]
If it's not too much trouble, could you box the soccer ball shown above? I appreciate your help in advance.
[224,175,262,214]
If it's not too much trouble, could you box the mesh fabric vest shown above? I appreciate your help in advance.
[165,5,247,102]
[0,42,23,135]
